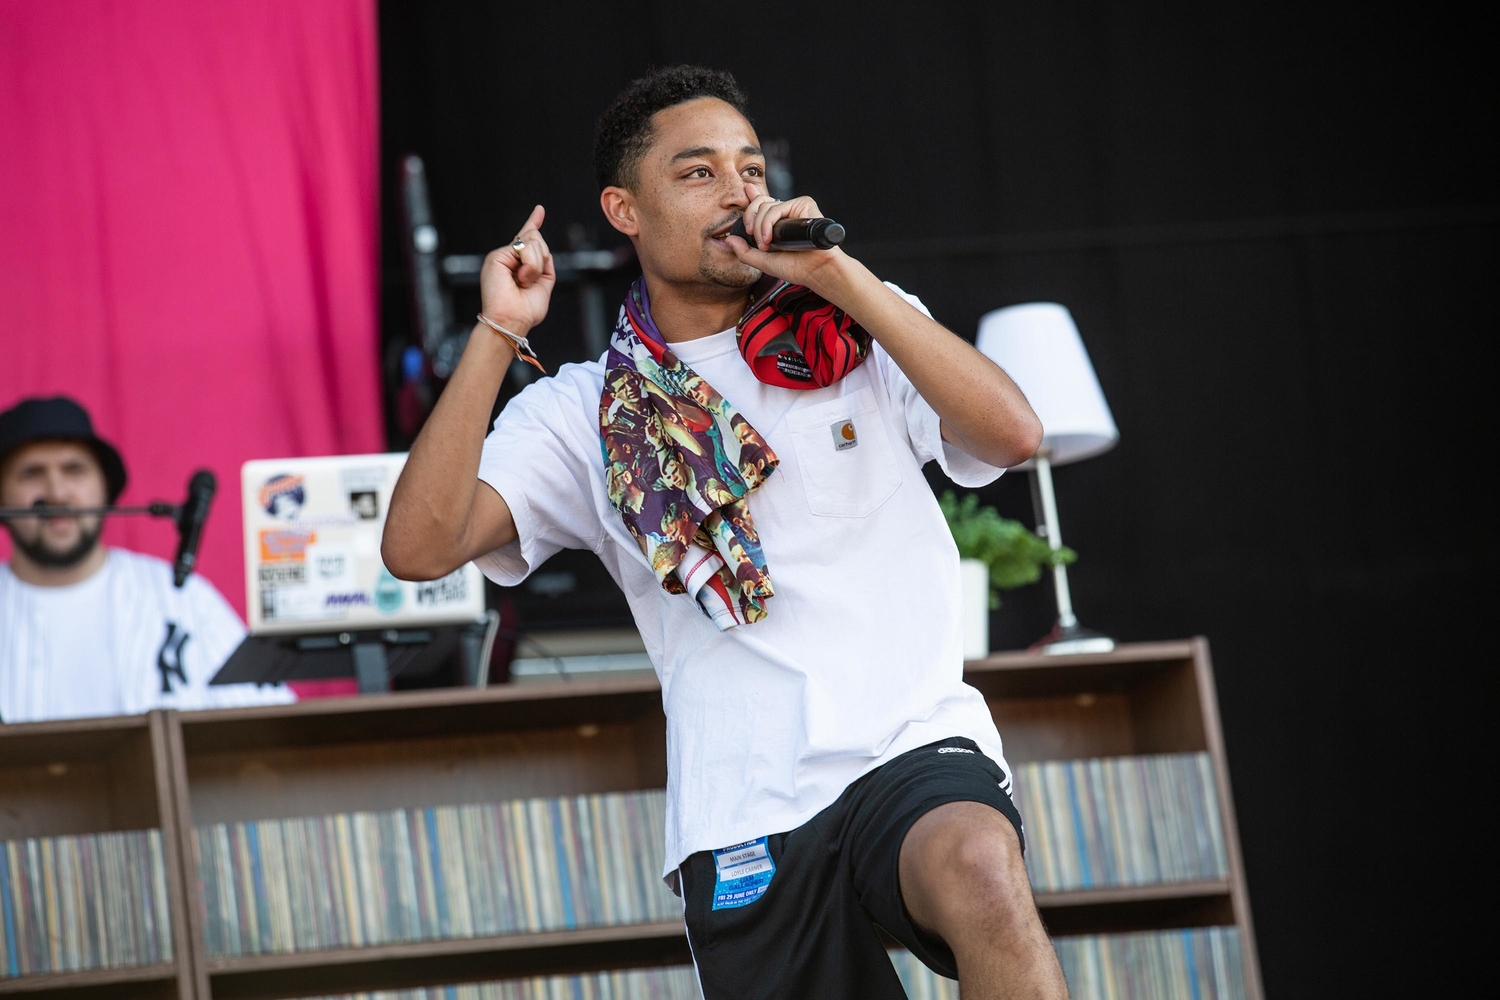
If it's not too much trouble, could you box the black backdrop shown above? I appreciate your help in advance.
[378,2,1494,992]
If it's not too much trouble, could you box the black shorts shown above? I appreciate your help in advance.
[680,737,1025,999]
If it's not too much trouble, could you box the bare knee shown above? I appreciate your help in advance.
[899,800,1035,940]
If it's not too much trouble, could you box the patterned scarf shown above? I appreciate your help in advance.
[599,276,870,628]
[738,277,871,388]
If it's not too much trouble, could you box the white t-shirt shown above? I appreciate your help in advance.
[0,548,296,723]
[476,285,1010,878]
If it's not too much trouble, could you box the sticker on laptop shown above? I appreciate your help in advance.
[711,836,776,910]
[259,474,306,520]
[415,569,469,607]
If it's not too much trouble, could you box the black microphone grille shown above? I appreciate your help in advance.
[814,220,846,247]
[188,469,217,498]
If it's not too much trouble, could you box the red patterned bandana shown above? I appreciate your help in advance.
[737,278,871,389]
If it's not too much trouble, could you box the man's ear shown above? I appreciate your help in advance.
[600,186,639,237]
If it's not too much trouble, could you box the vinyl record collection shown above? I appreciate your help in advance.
[889,948,959,1000]
[293,927,1246,1000]
[194,789,679,956]
[303,966,702,1000]
[303,957,926,1000]
[1011,752,1228,892]
[1054,926,1247,1000]
[0,829,172,977]
[6,751,1243,997]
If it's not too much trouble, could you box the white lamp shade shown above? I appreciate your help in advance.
[976,302,1118,468]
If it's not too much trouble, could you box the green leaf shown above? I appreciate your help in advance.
[938,490,1076,605]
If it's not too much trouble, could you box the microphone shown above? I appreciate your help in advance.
[729,216,846,251]
[172,470,216,588]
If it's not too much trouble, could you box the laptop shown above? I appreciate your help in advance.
[241,453,486,636]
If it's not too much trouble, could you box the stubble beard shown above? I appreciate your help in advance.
[697,245,760,290]
[5,519,104,569]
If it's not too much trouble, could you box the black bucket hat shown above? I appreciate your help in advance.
[0,397,128,502]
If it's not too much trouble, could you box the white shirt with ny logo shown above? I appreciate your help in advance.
[0,548,294,723]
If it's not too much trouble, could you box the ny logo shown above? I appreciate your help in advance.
[157,621,190,694]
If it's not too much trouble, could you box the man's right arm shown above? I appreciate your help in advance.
[381,326,518,580]
[382,206,557,581]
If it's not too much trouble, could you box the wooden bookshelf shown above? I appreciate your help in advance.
[170,678,667,828]
[163,678,673,1000]
[0,964,180,1000]
[966,637,1262,998]
[2,638,1260,999]
[0,715,196,1000]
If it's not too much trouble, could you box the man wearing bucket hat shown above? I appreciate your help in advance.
[0,396,294,723]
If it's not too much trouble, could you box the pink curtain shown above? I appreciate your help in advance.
[0,0,383,618]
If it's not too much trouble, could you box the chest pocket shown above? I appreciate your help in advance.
[784,386,902,518]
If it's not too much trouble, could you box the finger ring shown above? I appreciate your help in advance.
[510,239,526,255]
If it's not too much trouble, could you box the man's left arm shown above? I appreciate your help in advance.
[728,194,1042,468]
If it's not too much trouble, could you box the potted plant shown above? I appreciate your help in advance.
[938,490,1075,659]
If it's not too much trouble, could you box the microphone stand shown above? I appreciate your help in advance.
[0,502,181,519]
[4,470,216,589]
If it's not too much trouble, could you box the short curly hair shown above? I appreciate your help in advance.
[593,66,750,190]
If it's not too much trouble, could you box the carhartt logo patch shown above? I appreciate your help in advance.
[937,747,976,754]
[831,419,858,451]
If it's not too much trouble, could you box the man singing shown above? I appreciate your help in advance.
[384,67,1066,999]
[0,396,294,722]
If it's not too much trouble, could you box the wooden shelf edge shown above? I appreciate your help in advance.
[2,641,1206,743]
[0,962,177,995]
[0,714,155,768]
[205,920,687,975]
[177,675,662,729]
[201,880,1231,976]
[1036,878,1232,909]
[178,638,1203,730]
[964,639,1200,673]
[0,713,150,740]
[204,922,692,1000]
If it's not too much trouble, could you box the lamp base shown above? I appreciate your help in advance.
[1030,620,1116,656]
